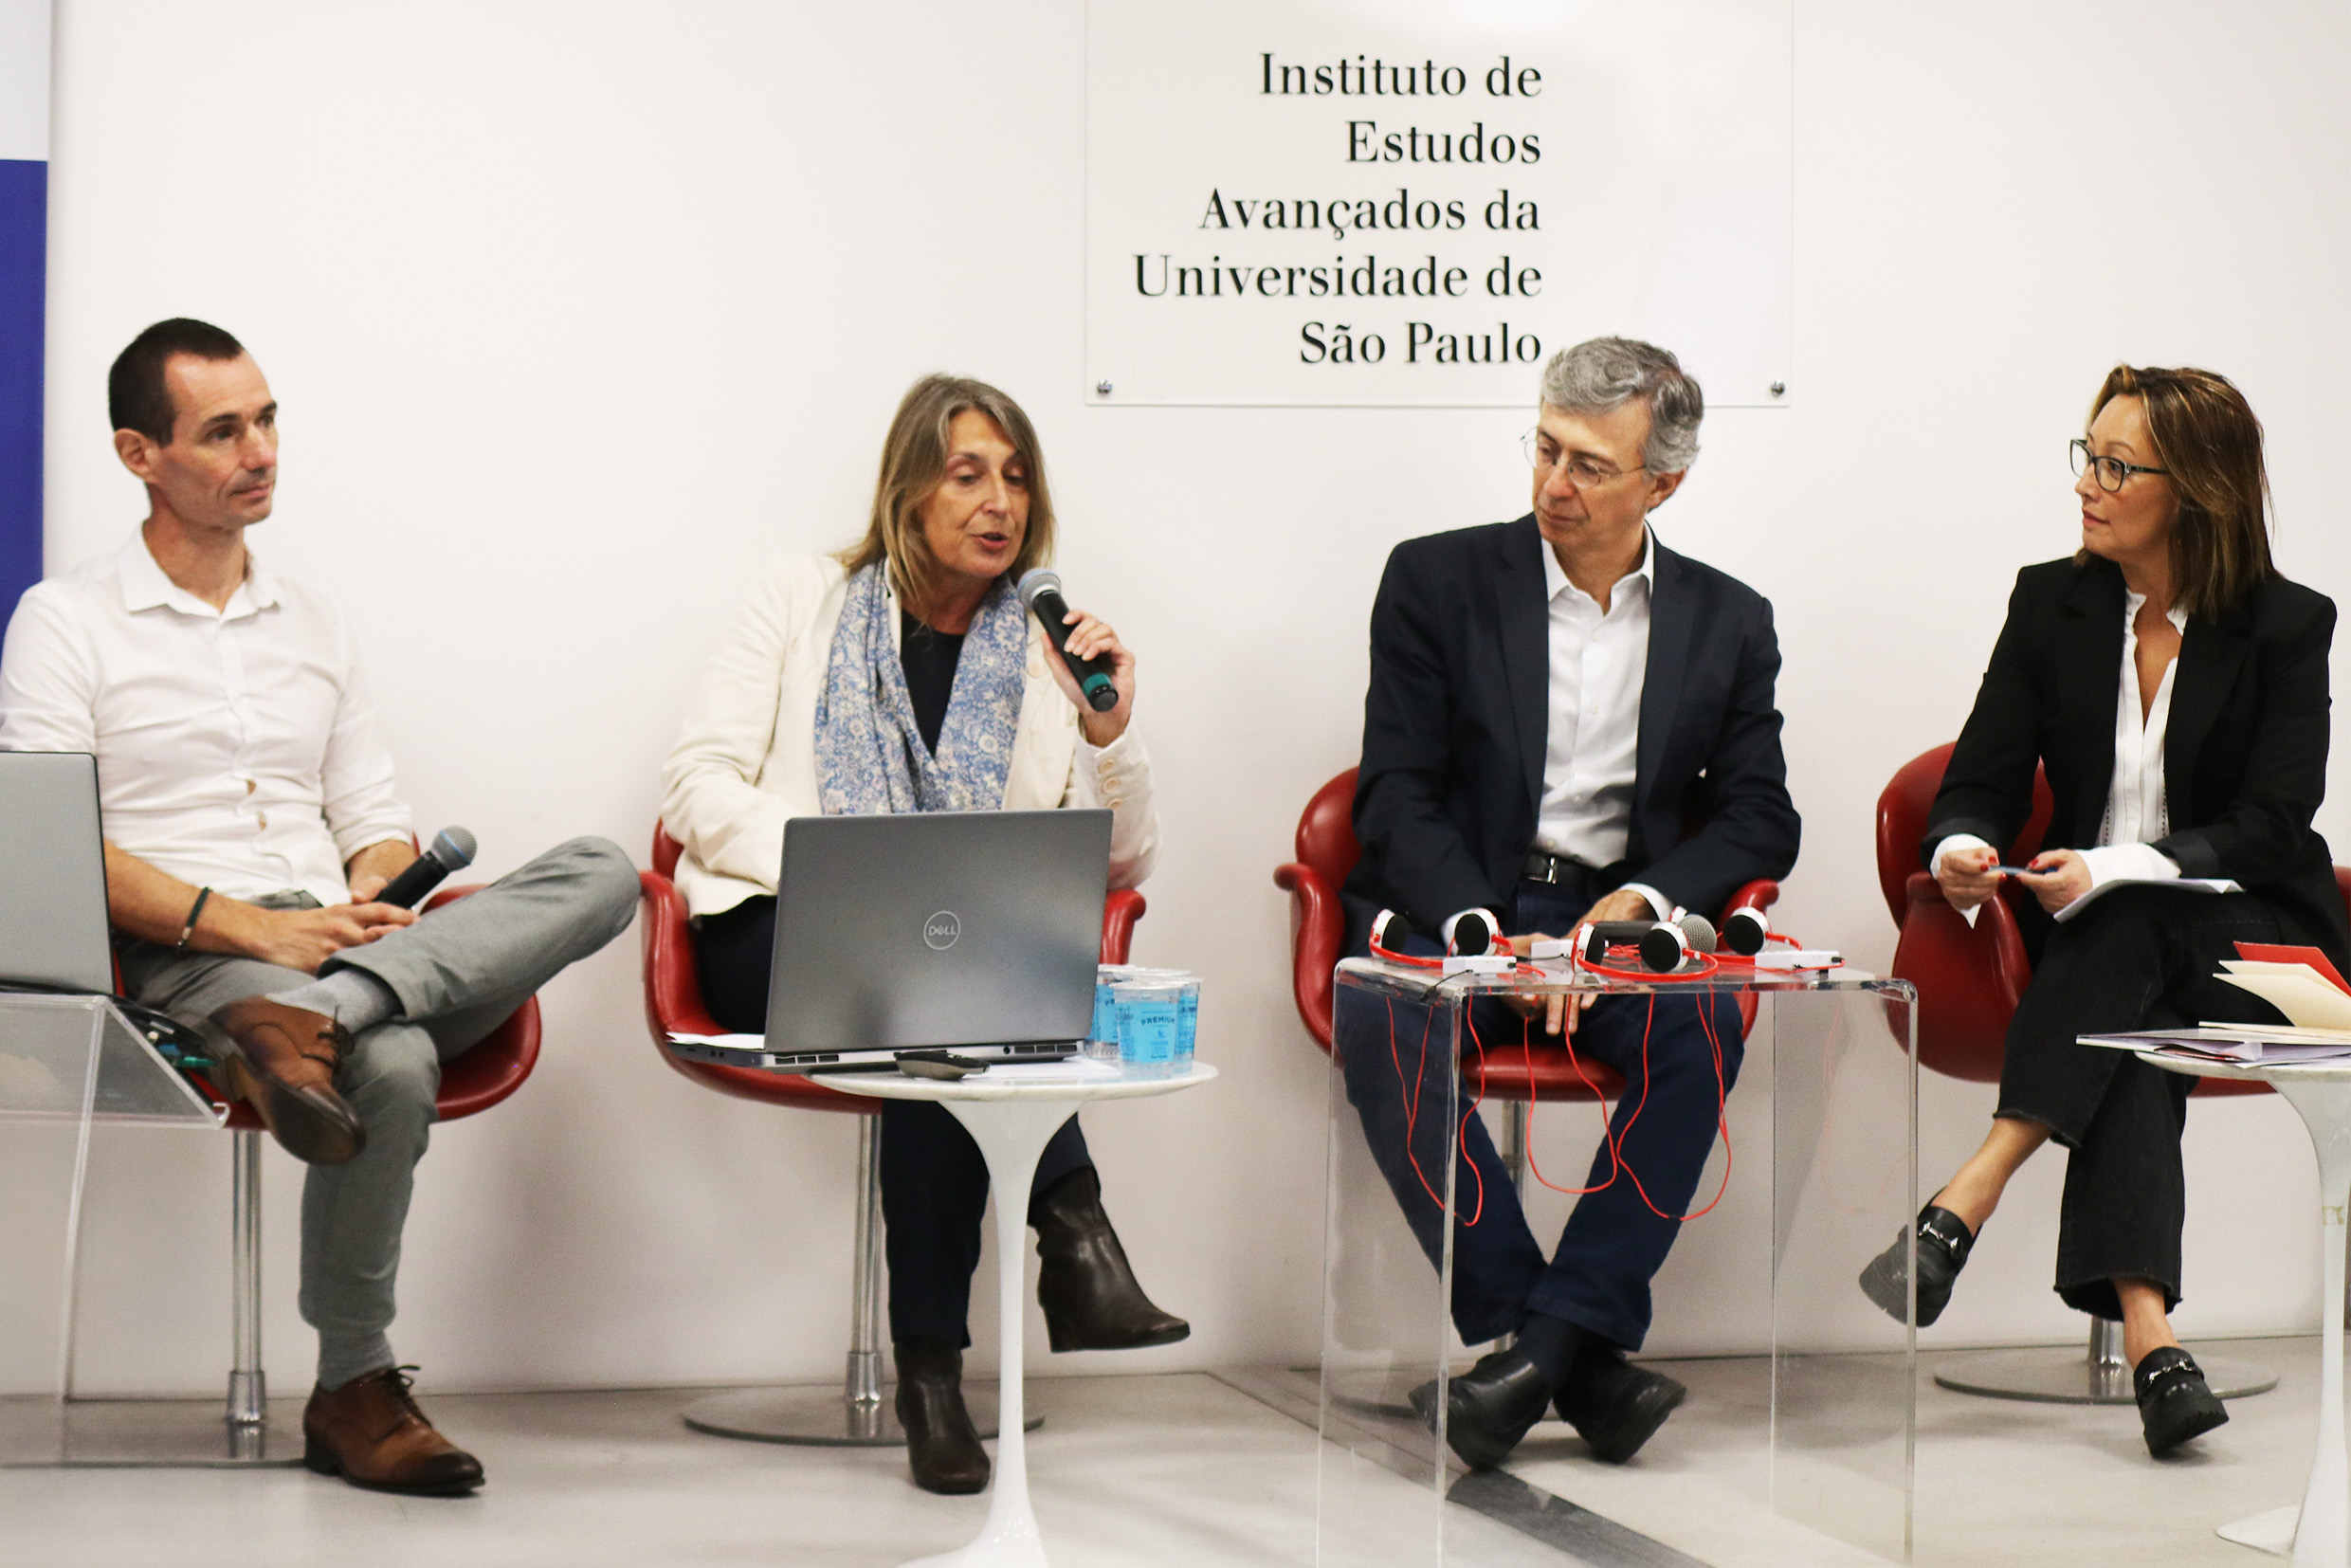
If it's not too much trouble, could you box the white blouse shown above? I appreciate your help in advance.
[1935,589,2185,911]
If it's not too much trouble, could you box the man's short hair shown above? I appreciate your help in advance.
[1540,337,1704,474]
[108,319,246,446]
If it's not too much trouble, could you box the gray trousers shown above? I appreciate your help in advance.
[118,836,640,1388]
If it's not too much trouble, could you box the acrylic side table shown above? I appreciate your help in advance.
[1319,957,1918,1565]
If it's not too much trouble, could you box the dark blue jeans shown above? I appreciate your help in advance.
[1336,883,1743,1350]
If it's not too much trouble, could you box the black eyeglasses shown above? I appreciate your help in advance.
[2069,438,2168,494]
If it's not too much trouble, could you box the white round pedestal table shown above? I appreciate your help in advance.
[2138,1050,2351,1566]
[811,1061,1215,1568]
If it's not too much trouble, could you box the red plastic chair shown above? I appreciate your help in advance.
[1877,742,2261,1100]
[639,821,1144,1445]
[180,878,542,1447]
[1272,767,1781,1107]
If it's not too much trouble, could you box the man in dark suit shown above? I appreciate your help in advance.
[1337,337,1800,1469]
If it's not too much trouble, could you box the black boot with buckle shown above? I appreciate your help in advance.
[1858,1204,1977,1326]
[2135,1345,2229,1456]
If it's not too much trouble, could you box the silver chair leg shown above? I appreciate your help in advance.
[683,1115,1036,1446]
[1934,1315,2277,1404]
[226,1130,266,1431]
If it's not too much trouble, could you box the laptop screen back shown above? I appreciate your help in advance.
[765,809,1111,1053]
[0,752,116,994]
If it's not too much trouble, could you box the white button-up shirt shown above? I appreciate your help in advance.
[1533,530,1668,920]
[0,530,411,906]
[1934,588,2184,916]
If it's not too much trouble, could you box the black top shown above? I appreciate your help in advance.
[900,610,964,756]
[1342,514,1800,944]
[1925,555,2351,966]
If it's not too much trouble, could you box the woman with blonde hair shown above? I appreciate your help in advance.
[661,374,1182,1493]
[1859,365,2348,1455]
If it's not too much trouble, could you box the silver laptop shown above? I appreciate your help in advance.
[670,808,1112,1073]
[0,752,116,994]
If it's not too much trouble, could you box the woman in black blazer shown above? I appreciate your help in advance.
[1859,365,2351,1456]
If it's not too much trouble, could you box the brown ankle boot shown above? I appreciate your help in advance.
[1029,1166,1189,1353]
[209,996,365,1165]
[302,1366,483,1495]
[893,1337,989,1494]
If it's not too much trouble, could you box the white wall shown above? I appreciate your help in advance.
[30,1,2351,1395]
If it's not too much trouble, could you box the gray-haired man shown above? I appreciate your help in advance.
[1337,337,1801,1469]
[0,319,640,1494]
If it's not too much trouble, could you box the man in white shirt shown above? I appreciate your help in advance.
[1339,337,1800,1470]
[0,319,638,1495]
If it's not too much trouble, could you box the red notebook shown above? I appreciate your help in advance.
[2233,942,2351,998]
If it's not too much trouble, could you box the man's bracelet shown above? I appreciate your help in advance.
[174,887,212,953]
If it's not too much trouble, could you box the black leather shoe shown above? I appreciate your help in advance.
[1408,1349,1551,1469]
[1030,1167,1190,1353]
[1554,1346,1686,1464]
[893,1338,989,1494]
[1857,1204,1976,1326]
[2135,1346,2228,1456]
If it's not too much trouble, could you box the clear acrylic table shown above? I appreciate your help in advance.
[1320,957,1918,1565]
[2139,1049,2351,1566]
[810,1061,1215,1568]
[0,994,228,1463]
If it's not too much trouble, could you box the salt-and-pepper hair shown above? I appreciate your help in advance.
[1539,337,1704,475]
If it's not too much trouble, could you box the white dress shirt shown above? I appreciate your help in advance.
[0,530,412,907]
[1531,531,1668,921]
[659,551,1159,918]
[1934,588,2186,918]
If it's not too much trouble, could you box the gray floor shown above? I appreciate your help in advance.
[0,1340,2331,1566]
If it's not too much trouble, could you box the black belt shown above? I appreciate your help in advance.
[1520,848,1600,888]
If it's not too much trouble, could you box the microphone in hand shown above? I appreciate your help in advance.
[374,827,479,909]
[1015,569,1119,713]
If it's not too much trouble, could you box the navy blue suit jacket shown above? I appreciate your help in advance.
[1342,515,1800,942]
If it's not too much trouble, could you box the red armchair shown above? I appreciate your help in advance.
[1878,742,2260,1101]
[638,821,1144,1446]
[1273,767,1780,1111]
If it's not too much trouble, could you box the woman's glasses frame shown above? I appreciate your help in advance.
[2069,437,2169,493]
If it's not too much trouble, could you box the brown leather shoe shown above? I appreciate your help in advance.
[208,996,365,1165]
[303,1366,483,1495]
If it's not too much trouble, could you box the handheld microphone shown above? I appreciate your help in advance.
[1722,905,1769,956]
[1581,913,1717,973]
[1015,569,1119,713]
[374,827,478,909]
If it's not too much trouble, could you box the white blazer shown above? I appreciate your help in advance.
[660,552,1160,918]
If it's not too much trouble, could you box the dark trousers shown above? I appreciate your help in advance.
[1998,885,2286,1320]
[695,895,1092,1346]
[1335,882,1744,1350]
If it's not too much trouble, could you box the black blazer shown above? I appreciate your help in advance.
[1343,515,1800,940]
[1925,556,2351,967]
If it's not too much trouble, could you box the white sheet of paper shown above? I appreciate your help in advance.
[2050,875,2241,923]
[666,1032,765,1050]
[976,1058,1125,1083]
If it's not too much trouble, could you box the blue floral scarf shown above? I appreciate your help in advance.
[813,562,1026,815]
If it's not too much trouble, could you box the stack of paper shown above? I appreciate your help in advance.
[2082,942,2351,1065]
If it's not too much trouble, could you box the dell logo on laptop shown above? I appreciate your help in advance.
[922,911,962,950]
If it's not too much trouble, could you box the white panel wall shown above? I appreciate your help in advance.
[33,1,2351,1394]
